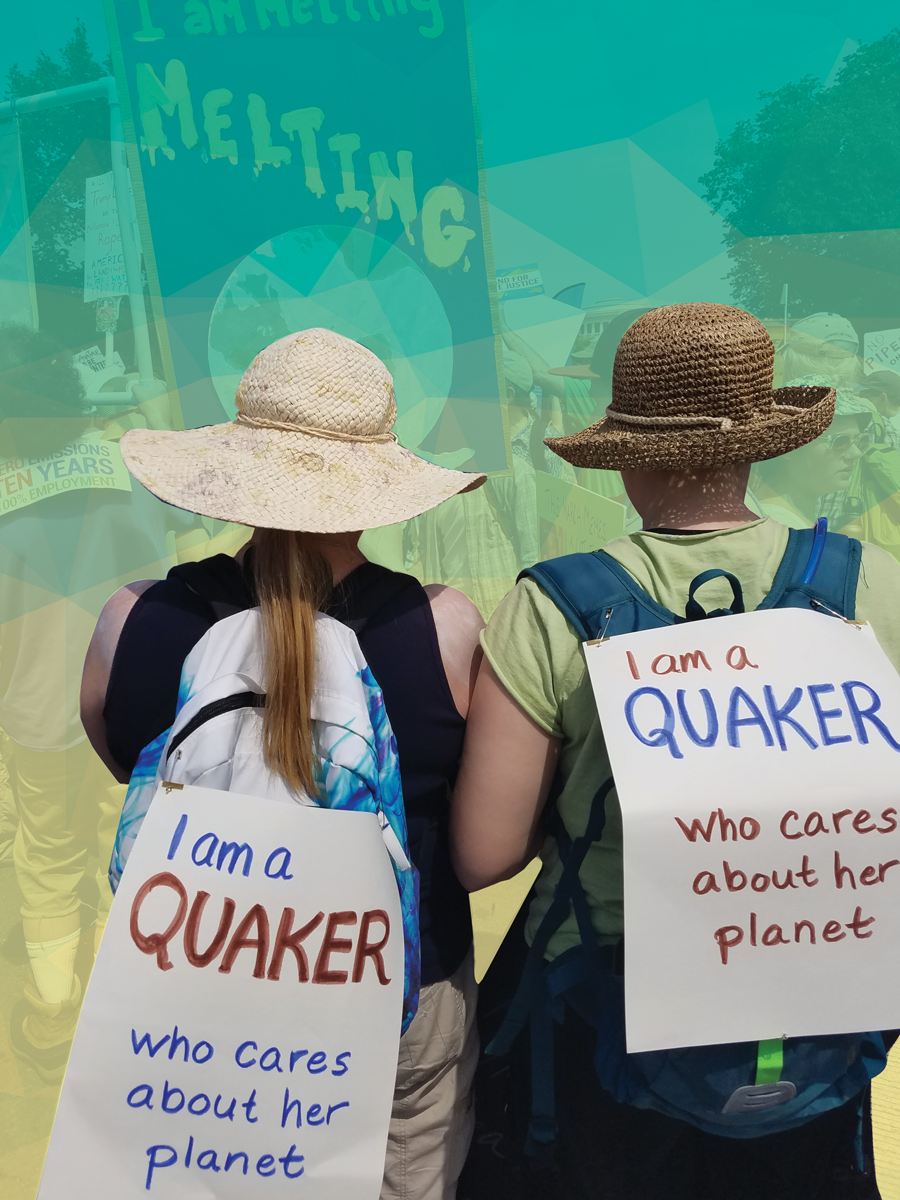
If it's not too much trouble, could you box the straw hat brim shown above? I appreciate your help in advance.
[545,386,836,471]
[121,422,486,533]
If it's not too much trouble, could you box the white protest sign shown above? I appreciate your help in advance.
[584,608,900,1054]
[72,344,128,397]
[39,784,403,1199]
[84,171,141,301]
[864,329,900,374]
[496,263,544,301]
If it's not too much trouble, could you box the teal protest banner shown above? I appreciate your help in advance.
[104,0,508,471]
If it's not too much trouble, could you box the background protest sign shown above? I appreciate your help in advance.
[84,172,129,301]
[0,438,131,518]
[864,329,900,373]
[536,471,625,559]
[585,608,900,1054]
[38,784,403,1198]
[105,0,508,471]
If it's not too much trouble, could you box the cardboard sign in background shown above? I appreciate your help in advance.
[38,785,403,1198]
[536,471,625,559]
[586,608,900,1054]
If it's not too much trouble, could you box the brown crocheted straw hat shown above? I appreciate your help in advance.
[546,303,836,471]
[120,328,485,532]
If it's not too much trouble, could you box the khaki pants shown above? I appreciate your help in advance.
[382,949,479,1200]
[9,737,121,922]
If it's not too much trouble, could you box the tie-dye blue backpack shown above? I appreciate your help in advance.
[110,605,420,1033]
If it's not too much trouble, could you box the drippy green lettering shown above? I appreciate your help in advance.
[248,94,291,174]
[328,133,369,214]
[422,185,475,267]
[281,108,326,197]
[203,89,238,163]
[136,60,198,165]
[370,150,416,242]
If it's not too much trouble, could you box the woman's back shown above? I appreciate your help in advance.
[94,552,479,984]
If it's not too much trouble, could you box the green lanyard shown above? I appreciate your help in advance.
[755,1038,784,1085]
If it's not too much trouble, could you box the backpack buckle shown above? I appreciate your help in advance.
[721,1081,797,1114]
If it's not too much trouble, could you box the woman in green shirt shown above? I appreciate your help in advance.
[452,304,900,1200]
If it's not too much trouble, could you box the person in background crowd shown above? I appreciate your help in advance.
[485,351,575,571]
[858,369,900,426]
[747,312,873,532]
[452,303,900,1200]
[748,393,872,528]
[780,312,862,393]
[501,307,650,507]
[81,328,486,1200]
[768,315,900,550]
[830,371,900,561]
[0,325,190,1083]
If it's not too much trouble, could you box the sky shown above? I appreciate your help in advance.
[5,0,898,175]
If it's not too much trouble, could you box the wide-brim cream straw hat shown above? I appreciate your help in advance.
[121,329,486,532]
[546,303,836,471]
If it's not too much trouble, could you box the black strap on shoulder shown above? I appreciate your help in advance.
[170,555,422,637]
[169,554,256,621]
[325,562,422,636]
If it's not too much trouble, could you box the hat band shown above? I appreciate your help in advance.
[605,408,736,432]
[605,399,809,434]
[237,410,398,444]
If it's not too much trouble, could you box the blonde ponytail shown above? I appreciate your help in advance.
[252,529,331,797]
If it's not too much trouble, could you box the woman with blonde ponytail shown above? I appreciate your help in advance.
[252,529,331,797]
[82,329,488,1200]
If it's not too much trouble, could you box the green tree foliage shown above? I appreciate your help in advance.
[5,21,111,286]
[700,28,900,318]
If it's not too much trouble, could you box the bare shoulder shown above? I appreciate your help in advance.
[93,580,158,658]
[422,584,485,718]
[423,583,484,631]
[81,579,159,783]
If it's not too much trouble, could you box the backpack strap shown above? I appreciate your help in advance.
[486,778,615,1059]
[758,523,862,619]
[520,552,679,641]
[169,554,255,621]
[524,524,863,638]
[325,562,421,636]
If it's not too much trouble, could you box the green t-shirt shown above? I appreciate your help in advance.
[481,518,900,959]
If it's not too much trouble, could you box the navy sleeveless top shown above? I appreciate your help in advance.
[104,556,472,985]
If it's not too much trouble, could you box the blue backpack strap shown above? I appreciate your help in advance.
[521,552,679,641]
[758,522,862,619]
[486,778,615,1060]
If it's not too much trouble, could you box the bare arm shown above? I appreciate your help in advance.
[423,583,484,718]
[451,658,560,892]
[81,580,157,783]
[500,315,561,400]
